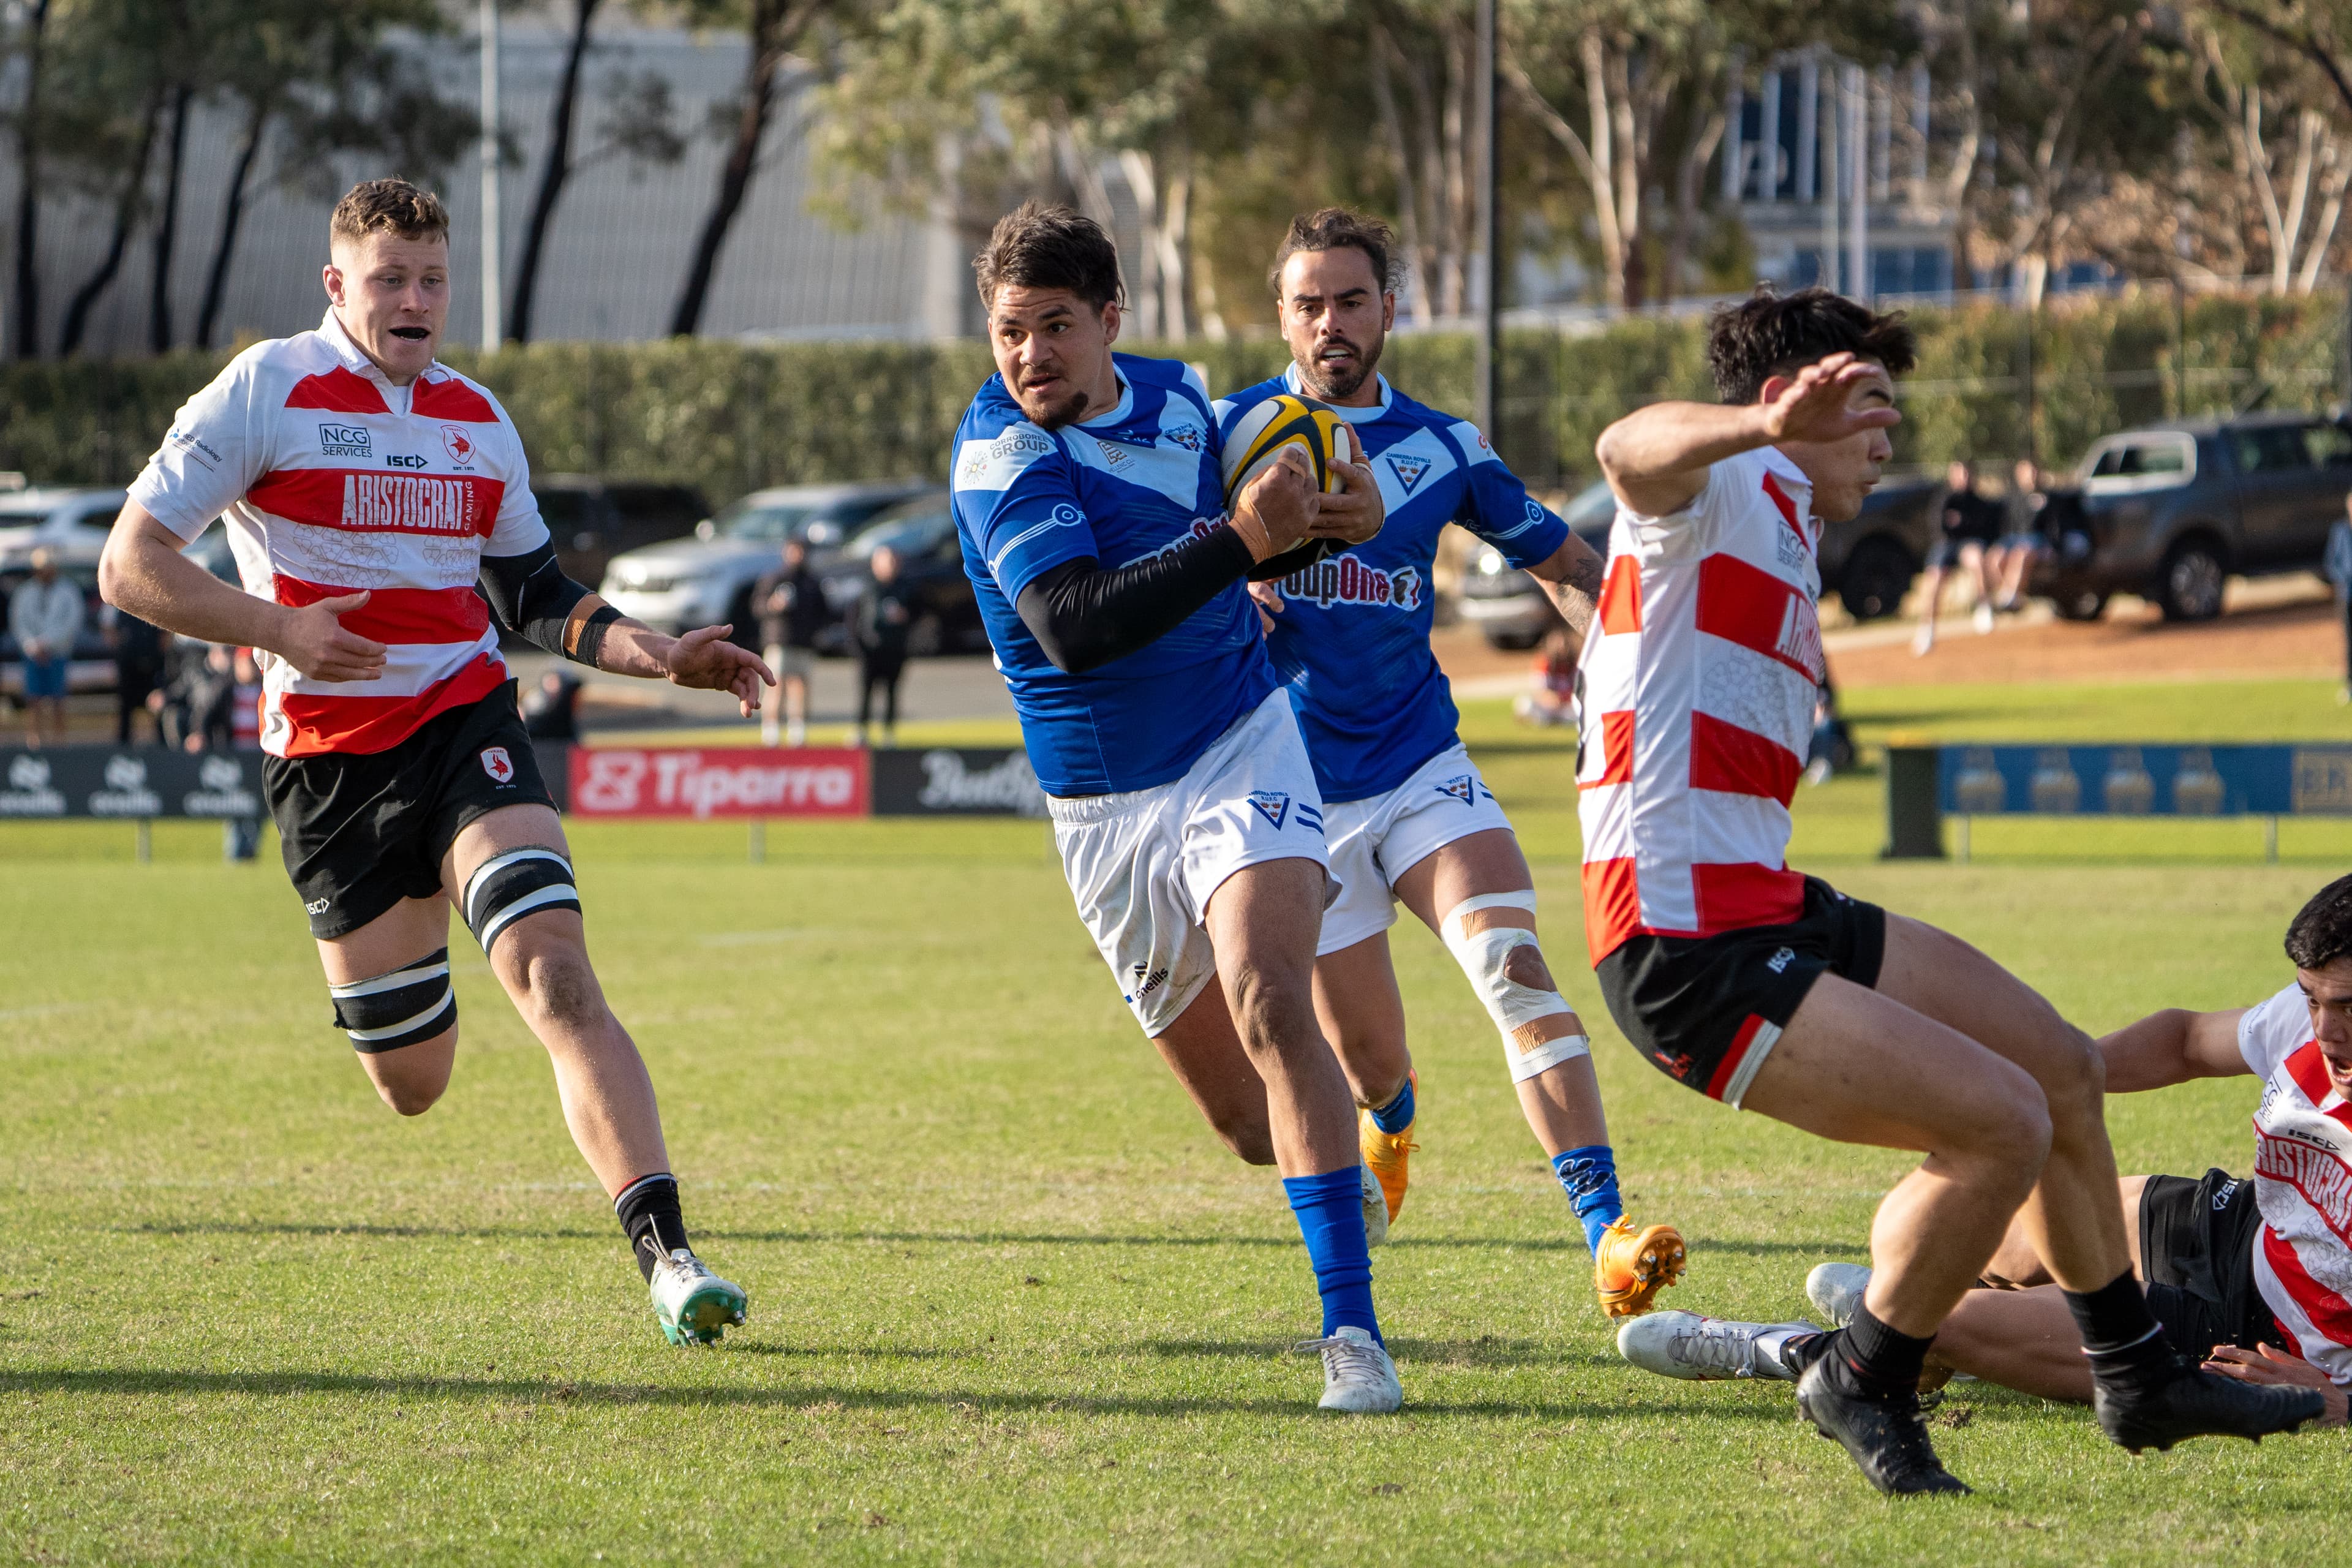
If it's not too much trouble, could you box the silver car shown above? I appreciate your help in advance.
[0,483,130,575]
[600,480,933,640]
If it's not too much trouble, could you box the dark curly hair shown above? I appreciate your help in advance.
[1270,208,1402,296]
[1706,285,1917,404]
[2286,874,2352,970]
[973,201,1124,312]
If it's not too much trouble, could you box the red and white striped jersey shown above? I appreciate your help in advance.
[2240,984,2352,1386]
[1577,445,1825,965]
[128,309,549,758]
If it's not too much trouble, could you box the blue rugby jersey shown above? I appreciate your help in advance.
[951,353,1273,797]
[1215,366,1570,803]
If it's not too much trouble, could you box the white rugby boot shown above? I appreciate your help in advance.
[1616,1310,1819,1382]
[1806,1262,1872,1329]
[1359,1164,1389,1248]
[1297,1325,1403,1413]
[649,1248,748,1346]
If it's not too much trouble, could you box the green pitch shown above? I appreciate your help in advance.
[6,682,2352,1563]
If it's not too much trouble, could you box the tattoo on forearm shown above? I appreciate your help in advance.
[1554,549,1603,635]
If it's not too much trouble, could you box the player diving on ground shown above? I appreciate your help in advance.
[1620,872,2352,1436]
[96,179,769,1348]
[1575,285,2321,1494]
[948,203,1406,1412]
[1210,208,1685,1318]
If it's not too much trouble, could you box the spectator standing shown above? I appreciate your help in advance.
[9,546,83,747]
[754,537,824,747]
[1990,459,2053,613]
[224,648,263,859]
[102,600,170,744]
[521,668,582,739]
[1912,459,2005,655]
[851,545,916,748]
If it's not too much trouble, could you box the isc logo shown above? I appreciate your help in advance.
[385,453,428,469]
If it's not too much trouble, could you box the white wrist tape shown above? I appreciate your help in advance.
[1439,891,1587,1084]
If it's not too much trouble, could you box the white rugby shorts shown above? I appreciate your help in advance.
[1317,742,1514,956]
[1050,688,1334,1036]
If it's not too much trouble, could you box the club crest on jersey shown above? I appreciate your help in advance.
[443,424,477,466]
[480,746,514,784]
[1386,453,1431,493]
[1246,790,1291,829]
[1163,421,1205,453]
[1434,774,1476,805]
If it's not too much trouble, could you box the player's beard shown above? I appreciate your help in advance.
[1020,381,1093,431]
[1298,330,1384,403]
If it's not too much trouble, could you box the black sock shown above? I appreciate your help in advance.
[1822,1302,1933,1400]
[2064,1268,2174,1383]
[615,1173,692,1283]
[1779,1329,1832,1378]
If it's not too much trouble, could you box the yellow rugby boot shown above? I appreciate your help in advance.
[1594,1218,1687,1319]
[1357,1069,1418,1227]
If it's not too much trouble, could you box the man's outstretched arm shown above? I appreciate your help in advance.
[1594,352,1898,518]
[2097,1006,2253,1093]
[1525,532,1605,636]
[99,503,389,680]
[478,541,773,717]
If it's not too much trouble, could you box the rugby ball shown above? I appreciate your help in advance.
[1221,393,1352,578]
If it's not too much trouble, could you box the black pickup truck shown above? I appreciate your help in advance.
[2033,413,2352,622]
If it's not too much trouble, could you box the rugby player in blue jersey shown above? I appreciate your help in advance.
[949,204,1402,1412]
[1215,209,1687,1319]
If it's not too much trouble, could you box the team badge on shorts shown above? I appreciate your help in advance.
[480,746,515,784]
[1247,790,1291,829]
[1435,774,1476,805]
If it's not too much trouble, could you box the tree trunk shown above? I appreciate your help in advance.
[195,94,270,350]
[12,0,53,359]
[511,0,604,344]
[59,81,165,359]
[669,0,817,338]
[148,80,193,352]
[1661,94,1727,303]
[1117,148,1159,338]
[1370,35,1431,325]
[1159,162,1189,341]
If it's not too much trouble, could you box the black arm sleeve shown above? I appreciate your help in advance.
[1013,522,1257,674]
[478,540,621,666]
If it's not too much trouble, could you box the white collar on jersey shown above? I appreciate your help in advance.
[1757,441,1814,495]
[1281,361,1392,423]
[317,307,448,391]
[1074,370,1136,431]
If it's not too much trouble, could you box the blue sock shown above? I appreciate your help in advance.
[1282,1168,1381,1343]
[1367,1077,1415,1134]
[1552,1145,1624,1256]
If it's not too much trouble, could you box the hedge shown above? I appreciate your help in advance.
[7,292,2344,505]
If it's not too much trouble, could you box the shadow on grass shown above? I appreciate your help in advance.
[0,1365,1810,1423]
[1139,1337,1619,1371]
[119,1221,1682,1254]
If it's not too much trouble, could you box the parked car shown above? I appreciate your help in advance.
[2033,413,2352,622]
[1454,472,1942,648]
[599,479,933,641]
[0,484,130,575]
[535,476,708,590]
[811,490,987,657]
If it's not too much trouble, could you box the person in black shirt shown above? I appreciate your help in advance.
[521,668,582,740]
[754,538,824,747]
[102,601,170,743]
[851,545,918,747]
[1913,459,2005,655]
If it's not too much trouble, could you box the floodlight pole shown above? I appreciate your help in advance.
[1474,0,1499,438]
[479,0,503,350]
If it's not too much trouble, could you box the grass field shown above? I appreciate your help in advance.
[6,681,2352,1564]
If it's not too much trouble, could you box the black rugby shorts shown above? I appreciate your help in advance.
[264,682,554,939]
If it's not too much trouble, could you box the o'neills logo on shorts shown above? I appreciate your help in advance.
[1280,556,1422,611]
[341,473,479,535]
